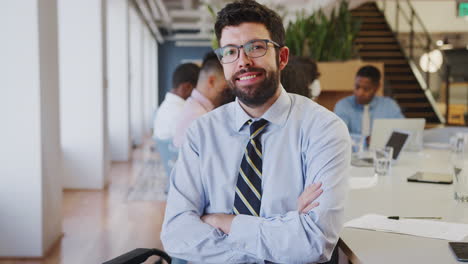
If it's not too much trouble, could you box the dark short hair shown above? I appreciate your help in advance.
[214,0,285,47]
[281,56,320,98]
[172,63,200,88]
[356,65,381,84]
[200,51,223,75]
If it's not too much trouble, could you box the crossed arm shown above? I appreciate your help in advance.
[201,182,323,234]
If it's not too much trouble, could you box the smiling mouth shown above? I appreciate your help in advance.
[236,72,263,81]
[239,74,257,81]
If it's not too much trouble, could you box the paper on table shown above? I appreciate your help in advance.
[350,174,378,189]
[344,214,468,241]
[350,167,378,189]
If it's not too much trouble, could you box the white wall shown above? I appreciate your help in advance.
[380,1,468,33]
[58,0,109,189]
[129,6,145,146]
[107,0,131,161]
[0,0,62,257]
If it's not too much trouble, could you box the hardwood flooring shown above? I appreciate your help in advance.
[0,143,167,264]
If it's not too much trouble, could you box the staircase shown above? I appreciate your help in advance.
[350,2,441,123]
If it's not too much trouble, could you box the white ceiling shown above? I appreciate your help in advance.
[135,0,467,46]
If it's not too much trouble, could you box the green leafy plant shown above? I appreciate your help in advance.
[205,3,219,49]
[285,0,361,61]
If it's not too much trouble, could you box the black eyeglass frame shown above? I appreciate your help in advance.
[214,39,282,64]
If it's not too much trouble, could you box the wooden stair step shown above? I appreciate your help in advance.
[399,103,431,108]
[353,5,379,11]
[354,7,379,12]
[394,93,426,99]
[384,67,412,72]
[404,112,438,118]
[389,83,421,89]
[351,11,383,17]
[359,17,387,23]
[386,75,416,81]
[360,24,390,30]
[355,37,397,43]
[358,31,394,37]
[359,51,403,57]
[379,59,408,65]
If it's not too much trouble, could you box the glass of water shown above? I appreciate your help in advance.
[373,146,393,176]
[451,134,468,202]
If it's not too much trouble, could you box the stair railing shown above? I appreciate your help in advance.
[380,0,447,123]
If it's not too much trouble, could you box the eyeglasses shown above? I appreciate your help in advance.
[214,39,281,64]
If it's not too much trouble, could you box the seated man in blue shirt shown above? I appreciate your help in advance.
[161,0,350,263]
[334,65,404,144]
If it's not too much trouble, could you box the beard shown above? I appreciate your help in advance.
[228,67,279,107]
[219,87,235,105]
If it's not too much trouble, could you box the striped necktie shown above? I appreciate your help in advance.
[233,119,269,216]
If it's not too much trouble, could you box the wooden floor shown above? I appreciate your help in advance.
[0,143,167,264]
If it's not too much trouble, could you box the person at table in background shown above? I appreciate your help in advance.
[153,63,200,141]
[281,56,321,100]
[334,65,404,146]
[161,0,350,263]
[173,51,234,148]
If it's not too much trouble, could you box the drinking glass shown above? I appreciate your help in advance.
[373,146,393,176]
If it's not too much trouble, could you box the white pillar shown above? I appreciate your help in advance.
[107,0,131,161]
[58,0,109,189]
[0,0,62,257]
[143,28,153,135]
[153,39,159,124]
[129,6,144,146]
[149,37,159,131]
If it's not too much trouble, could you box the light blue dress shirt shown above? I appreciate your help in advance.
[334,95,404,141]
[161,88,351,264]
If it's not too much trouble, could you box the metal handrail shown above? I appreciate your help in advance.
[380,0,447,123]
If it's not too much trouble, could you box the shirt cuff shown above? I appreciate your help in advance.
[226,214,260,254]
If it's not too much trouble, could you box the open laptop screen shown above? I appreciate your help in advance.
[385,131,410,160]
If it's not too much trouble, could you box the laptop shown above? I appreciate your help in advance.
[352,130,410,167]
[370,118,425,151]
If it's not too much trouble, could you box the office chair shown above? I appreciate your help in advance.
[102,248,171,264]
[103,246,337,264]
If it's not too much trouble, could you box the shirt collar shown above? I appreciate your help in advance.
[352,95,378,109]
[166,92,185,103]
[190,89,215,112]
[234,85,291,132]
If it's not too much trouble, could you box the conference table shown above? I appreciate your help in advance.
[339,148,468,264]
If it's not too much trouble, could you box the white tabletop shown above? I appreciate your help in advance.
[340,149,468,264]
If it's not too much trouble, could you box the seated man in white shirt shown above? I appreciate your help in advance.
[153,63,200,140]
[334,65,404,146]
[173,52,234,148]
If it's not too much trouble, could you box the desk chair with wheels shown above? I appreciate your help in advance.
[103,245,338,264]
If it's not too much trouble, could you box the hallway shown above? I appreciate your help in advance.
[0,142,166,264]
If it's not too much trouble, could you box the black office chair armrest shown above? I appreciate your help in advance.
[102,248,171,264]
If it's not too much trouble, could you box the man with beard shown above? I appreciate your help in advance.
[161,1,350,263]
[173,52,234,148]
